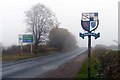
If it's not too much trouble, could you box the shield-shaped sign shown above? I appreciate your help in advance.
[81,13,99,31]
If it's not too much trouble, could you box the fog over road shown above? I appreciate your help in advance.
[2,47,86,78]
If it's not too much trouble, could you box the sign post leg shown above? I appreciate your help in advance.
[21,43,23,51]
[31,43,32,54]
[88,35,91,78]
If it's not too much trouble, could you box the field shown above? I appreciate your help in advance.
[2,45,59,62]
[76,47,120,79]
[2,51,58,62]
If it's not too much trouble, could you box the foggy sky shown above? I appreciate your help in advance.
[0,0,119,47]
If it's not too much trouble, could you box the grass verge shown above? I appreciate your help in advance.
[75,48,120,79]
[75,52,101,79]
[2,51,58,62]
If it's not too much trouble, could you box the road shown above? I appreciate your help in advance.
[2,47,86,78]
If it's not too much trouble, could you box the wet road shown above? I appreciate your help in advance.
[2,47,86,78]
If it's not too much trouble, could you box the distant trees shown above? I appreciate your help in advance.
[25,3,59,54]
[2,45,21,56]
[2,45,32,56]
[48,28,77,51]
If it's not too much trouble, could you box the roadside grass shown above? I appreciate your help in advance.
[75,52,101,79]
[2,53,35,62]
[2,51,58,62]
[75,48,120,79]
[75,57,88,79]
[2,47,78,62]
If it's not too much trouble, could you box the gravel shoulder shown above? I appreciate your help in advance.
[42,50,87,78]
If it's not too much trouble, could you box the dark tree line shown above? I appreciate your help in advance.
[48,28,77,51]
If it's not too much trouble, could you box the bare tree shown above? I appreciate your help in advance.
[25,3,59,54]
[113,40,120,46]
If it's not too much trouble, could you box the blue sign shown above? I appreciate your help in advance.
[22,35,34,43]
[81,13,99,31]
[19,34,34,43]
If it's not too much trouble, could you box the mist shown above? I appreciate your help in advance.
[0,0,118,47]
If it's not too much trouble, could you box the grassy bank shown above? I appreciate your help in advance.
[2,48,77,62]
[76,53,101,79]
[76,47,120,79]
[2,51,58,62]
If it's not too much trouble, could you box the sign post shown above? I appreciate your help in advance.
[79,13,100,78]
[21,43,23,51]
[31,43,32,54]
[88,34,91,77]
[19,34,34,54]
[19,34,23,51]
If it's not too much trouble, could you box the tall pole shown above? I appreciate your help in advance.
[31,43,32,54]
[21,43,23,51]
[80,12,100,79]
[88,33,91,78]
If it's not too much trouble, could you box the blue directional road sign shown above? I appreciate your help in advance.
[22,35,34,43]
[19,34,34,43]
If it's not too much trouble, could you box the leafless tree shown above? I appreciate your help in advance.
[25,3,59,54]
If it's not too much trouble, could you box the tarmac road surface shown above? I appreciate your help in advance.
[2,47,86,78]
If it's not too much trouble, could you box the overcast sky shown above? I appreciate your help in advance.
[0,0,119,47]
